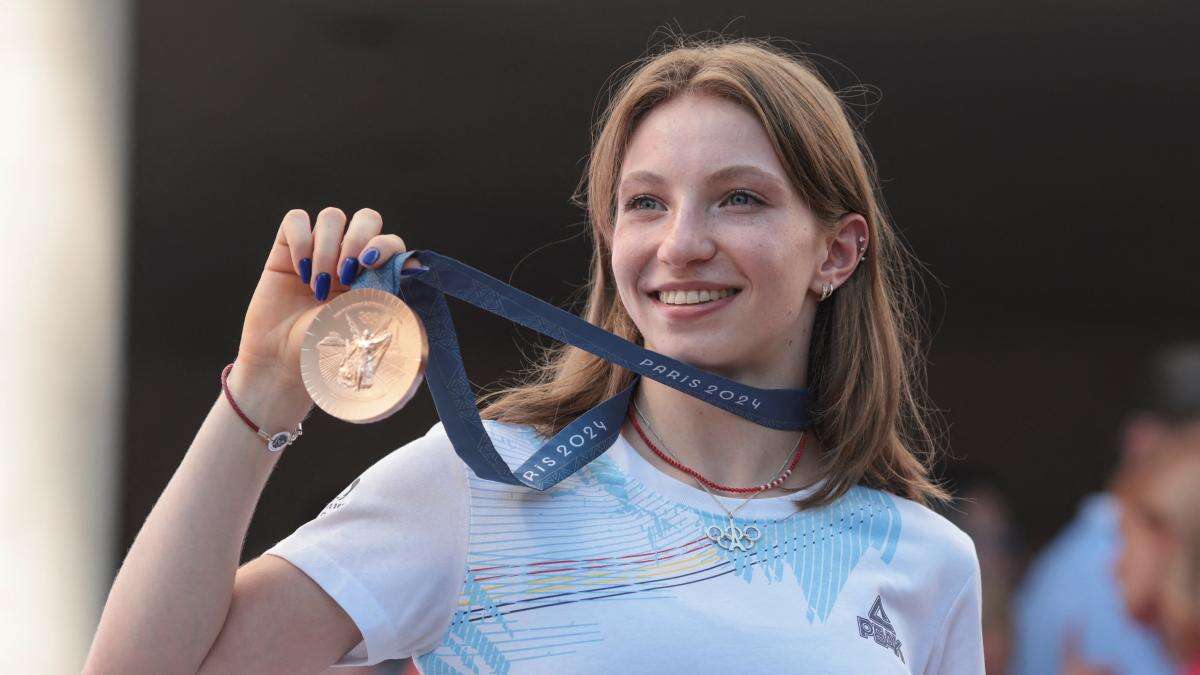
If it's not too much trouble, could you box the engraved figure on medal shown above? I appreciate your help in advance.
[301,288,428,424]
[316,307,395,392]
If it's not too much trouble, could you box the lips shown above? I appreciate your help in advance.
[656,288,739,305]
[646,286,742,321]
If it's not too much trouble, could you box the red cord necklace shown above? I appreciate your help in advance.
[628,405,807,494]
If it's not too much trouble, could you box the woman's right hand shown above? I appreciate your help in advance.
[231,207,418,397]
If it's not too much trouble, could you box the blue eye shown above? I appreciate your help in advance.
[625,195,663,211]
[622,190,763,212]
[723,190,764,207]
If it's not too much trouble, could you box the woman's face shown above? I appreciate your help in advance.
[1115,496,1174,627]
[611,92,837,386]
[1114,432,1200,632]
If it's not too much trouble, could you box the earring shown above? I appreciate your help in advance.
[857,235,867,262]
[819,281,834,302]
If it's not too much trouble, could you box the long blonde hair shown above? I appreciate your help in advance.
[481,35,948,508]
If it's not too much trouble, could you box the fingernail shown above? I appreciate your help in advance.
[361,248,380,265]
[299,258,312,285]
[315,272,331,301]
[339,257,360,286]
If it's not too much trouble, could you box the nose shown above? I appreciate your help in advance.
[656,205,716,268]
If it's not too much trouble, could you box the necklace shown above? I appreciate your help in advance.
[630,403,806,553]
[628,405,807,493]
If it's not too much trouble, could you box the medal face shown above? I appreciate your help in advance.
[300,288,428,424]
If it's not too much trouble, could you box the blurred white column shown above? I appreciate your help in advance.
[0,1,128,672]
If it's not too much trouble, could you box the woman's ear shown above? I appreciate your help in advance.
[814,213,868,294]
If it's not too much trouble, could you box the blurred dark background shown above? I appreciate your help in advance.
[123,0,1200,574]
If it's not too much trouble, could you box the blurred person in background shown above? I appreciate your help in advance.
[947,477,1025,674]
[1113,435,1200,673]
[1010,344,1200,675]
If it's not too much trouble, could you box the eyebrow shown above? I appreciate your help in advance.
[618,165,787,194]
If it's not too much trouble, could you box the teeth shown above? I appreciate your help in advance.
[656,288,737,305]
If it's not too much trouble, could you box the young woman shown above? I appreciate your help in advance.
[85,37,983,674]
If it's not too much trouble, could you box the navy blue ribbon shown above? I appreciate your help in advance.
[352,250,812,491]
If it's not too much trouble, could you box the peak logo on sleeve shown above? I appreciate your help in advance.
[318,477,361,518]
[857,595,904,663]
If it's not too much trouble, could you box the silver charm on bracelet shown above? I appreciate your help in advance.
[260,422,304,453]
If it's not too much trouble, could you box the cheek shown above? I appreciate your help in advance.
[610,233,645,308]
[1116,546,1151,608]
[1126,543,1164,596]
[1150,536,1176,575]
[746,230,818,288]
[752,251,812,317]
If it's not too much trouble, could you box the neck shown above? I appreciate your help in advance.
[624,371,821,499]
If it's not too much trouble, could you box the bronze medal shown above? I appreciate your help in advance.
[300,288,428,423]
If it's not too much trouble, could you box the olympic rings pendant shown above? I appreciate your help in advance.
[707,521,762,552]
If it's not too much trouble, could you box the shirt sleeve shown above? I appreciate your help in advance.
[923,556,985,675]
[262,422,469,667]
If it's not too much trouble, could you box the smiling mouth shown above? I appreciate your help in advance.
[654,288,741,305]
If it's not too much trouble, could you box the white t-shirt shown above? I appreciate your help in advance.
[265,420,983,674]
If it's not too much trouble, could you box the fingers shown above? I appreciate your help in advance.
[283,210,313,282]
[356,233,417,272]
[310,206,347,301]
[334,208,385,289]
[277,206,417,302]
[266,209,313,280]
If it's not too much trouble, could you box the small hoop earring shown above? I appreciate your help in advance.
[819,282,834,302]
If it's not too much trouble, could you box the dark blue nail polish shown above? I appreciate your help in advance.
[339,257,360,286]
[315,272,331,301]
[299,258,312,285]
[361,248,380,265]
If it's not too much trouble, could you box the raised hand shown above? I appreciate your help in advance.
[232,206,417,397]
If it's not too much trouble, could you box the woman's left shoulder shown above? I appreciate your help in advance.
[860,485,980,577]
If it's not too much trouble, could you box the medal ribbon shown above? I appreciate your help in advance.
[352,250,812,491]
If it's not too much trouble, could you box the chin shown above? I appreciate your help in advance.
[647,340,744,374]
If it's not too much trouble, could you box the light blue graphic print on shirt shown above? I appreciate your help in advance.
[416,424,902,675]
